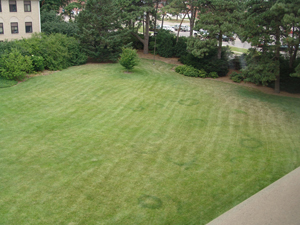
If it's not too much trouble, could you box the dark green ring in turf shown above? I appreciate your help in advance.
[131,106,145,112]
[138,195,163,209]
[178,98,200,106]
[240,138,263,149]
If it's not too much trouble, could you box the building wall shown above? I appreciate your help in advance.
[0,0,41,41]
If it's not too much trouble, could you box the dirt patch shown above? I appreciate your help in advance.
[138,50,300,98]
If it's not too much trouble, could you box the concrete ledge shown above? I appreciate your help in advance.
[206,166,300,225]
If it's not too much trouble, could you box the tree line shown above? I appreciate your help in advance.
[6,0,300,93]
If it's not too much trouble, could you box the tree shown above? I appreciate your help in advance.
[117,0,155,54]
[62,1,84,21]
[194,0,240,59]
[76,0,129,62]
[40,0,70,11]
[281,0,300,69]
[241,0,289,93]
[41,10,78,36]
[119,48,139,71]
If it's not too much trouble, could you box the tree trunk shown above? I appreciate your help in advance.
[274,26,281,93]
[217,30,222,59]
[130,12,150,54]
[161,14,165,29]
[143,11,150,54]
[189,7,196,37]
[176,13,187,43]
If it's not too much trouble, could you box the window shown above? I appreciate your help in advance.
[25,22,32,33]
[9,1,17,12]
[0,0,2,12]
[0,23,3,34]
[24,1,31,12]
[11,22,18,33]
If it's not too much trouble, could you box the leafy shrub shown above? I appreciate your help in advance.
[119,48,139,71]
[0,33,87,72]
[31,55,44,71]
[179,46,230,77]
[208,72,218,78]
[198,69,207,78]
[175,65,185,74]
[156,30,175,58]
[0,48,33,80]
[175,65,200,77]
[230,72,244,83]
[174,36,187,58]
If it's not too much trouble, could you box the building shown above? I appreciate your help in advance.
[0,0,41,41]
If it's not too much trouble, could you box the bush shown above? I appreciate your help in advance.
[179,46,230,77]
[199,69,207,78]
[0,48,33,80]
[175,65,205,78]
[119,48,139,71]
[208,72,218,78]
[230,71,244,83]
[156,30,175,58]
[174,36,187,58]
[31,55,44,71]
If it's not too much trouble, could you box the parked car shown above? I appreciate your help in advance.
[162,25,175,33]
[215,35,235,42]
[181,25,190,32]
[174,25,181,31]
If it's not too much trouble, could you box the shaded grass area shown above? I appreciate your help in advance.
[0,77,18,88]
[1,60,300,224]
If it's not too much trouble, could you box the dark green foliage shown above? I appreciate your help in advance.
[40,0,70,12]
[174,36,188,58]
[31,55,44,71]
[0,33,87,72]
[0,49,33,80]
[199,69,207,78]
[229,55,247,70]
[41,10,78,37]
[175,65,207,78]
[230,72,244,83]
[119,48,139,71]
[156,30,175,58]
[208,72,218,79]
[76,0,129,62]
[241,49,277,86]
[127,34,144,50]
[179,46,230,77]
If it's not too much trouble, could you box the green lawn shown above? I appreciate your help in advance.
[1,59,300,225]
[229,46,249,54]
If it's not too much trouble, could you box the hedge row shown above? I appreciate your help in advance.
[0,33,87,80]
[175,65,218,78]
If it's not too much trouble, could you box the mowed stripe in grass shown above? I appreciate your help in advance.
[0,59,300,224]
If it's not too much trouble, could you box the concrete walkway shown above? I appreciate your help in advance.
[207,166,300,225]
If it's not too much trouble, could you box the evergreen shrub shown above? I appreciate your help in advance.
[119,48,139,71]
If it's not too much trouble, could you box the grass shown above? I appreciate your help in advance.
[0,77,18,88]
[1,59,300,225]
[229,46,249,54]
